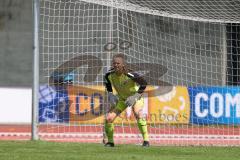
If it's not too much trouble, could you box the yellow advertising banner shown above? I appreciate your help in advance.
[67,85,190,124]
[147,86,190,124]
[68,86,105,124]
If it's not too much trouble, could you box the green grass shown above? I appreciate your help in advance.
[0,141,239,160]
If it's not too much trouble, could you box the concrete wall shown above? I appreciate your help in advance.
[129,13,225,86]
[0,0,226,87]
[0,0,33,87]
[39,0,226,86]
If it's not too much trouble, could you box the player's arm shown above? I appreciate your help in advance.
[127,72,147,94]
[104,72,118,106]
[104,72,113,92]
[125,72,147,107]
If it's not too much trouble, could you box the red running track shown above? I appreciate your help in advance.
[1,124,240,146]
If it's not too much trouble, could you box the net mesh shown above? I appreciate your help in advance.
[38,0,240,146]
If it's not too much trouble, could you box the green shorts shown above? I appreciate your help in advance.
[114,97,144,113]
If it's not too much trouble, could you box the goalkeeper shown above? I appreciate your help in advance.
[104,53,149,147]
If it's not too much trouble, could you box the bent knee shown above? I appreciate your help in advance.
[134,109,147,120]
[106,117,114,123]
[106,113,117,123]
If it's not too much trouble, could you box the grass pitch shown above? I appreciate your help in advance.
[0,141,239,160]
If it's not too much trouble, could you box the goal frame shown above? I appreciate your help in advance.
[32,0,240,145]
[32,0,40,140]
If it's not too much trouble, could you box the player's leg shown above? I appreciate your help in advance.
[104,109,118,147]
[104,100,126,147]
[132,98,150,147]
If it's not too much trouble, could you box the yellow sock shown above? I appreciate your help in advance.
[105,121,114,143]
[137,118,149,141]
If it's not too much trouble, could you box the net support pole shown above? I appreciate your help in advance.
[108,0,114,55]
[222,25,227,85]
[32,0,40,140]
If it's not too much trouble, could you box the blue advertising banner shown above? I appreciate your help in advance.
[39,85,70,123]
[189,87,240,124]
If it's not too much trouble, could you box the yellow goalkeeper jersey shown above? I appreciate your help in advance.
[104,70,147,100]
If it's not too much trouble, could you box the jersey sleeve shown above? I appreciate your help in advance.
[104,72,113,92]
[127,72,147,94]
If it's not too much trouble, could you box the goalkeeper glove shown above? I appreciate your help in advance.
[125,93,142,107]
[108,92,118,106]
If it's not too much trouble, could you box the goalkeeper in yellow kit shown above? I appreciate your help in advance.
[104,53,149,147]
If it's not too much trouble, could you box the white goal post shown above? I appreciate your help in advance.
[33,0,240,146]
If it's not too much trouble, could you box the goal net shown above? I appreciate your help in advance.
[37,0,240,146]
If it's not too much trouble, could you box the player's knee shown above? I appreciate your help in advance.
[106,114,115,123]
[106,118,113,123]
[134,109,144,119]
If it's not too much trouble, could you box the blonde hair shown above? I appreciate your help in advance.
[112,53,132,74]
[112,53,126,61]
